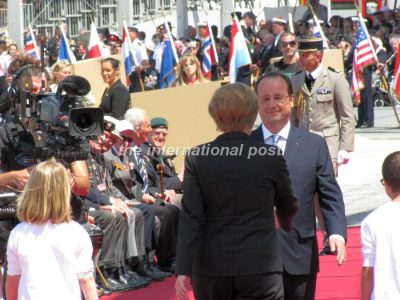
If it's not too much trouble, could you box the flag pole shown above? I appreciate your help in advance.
[307,3,330,49]
[354,1,400,126]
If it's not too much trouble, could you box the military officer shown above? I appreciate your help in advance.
[291,37,355,173]
[291,37,355,256]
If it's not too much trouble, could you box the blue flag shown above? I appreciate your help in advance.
[159,38,176,89]
[58,26,76,63]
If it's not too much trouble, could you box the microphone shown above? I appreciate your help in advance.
[59,75,91,96]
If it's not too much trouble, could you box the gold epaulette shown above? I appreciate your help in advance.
[295,91,306,120]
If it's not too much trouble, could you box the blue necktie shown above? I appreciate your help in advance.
[271,134,280,146]
[133,146,149,194]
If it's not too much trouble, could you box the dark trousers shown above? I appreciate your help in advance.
[192,272,284,300]
[358,73,374,127]
[236,65,252,86]
[90,210,127,269]
[129,71,145,93]
[135,203,156,251]
[282,272,317,300]
[153,204,180,265]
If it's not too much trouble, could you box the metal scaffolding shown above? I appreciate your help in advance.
[2,0,254,39]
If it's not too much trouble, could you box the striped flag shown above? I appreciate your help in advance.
[200,22,218,80]
[58,25,76,63]
[228,15,252,83]
[121,21,136,85]
[24,25,39,59]
[351,17,376,104]
[312,16,329,49]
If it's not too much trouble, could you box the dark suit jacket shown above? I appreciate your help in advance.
[103,146,164,204]
[141,142,183,190]
[103,148,136,200]
[176,132,298,277]
[251,125,347,275]
[99,79,130,120]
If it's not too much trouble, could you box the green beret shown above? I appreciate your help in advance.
[297,37,323,52]
[151,117,168,129]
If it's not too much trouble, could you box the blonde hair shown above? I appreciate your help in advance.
[17,160,72,224]
[50,60,72,84]
[208,83,258,132]
[175,54,206,86]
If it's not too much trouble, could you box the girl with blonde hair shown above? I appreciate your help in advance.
[6,160,98,300]
[173,54,207,86]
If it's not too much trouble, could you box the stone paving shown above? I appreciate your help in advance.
[340,107,400,226]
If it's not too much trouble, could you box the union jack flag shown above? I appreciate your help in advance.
[351,17,376,105]
[201,23,218,80]
[24,26,39,59]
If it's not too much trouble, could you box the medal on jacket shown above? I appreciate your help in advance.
[113,162,125,171]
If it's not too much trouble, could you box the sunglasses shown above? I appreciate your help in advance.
[281,41,297,47]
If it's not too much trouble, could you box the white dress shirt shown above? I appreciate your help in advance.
[306,64,323,80]
[261,121,291,154]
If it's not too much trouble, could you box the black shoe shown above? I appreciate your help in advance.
[125,270,152,287]
[119,274,144,290]
[158,262,175,273]
[147,265,171,281]
[135,261,153,278]
[107,277,131,292]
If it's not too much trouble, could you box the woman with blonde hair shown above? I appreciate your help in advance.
[173,54,207,86]
[5,160,98,300]
[49,59,73,92]
[49,59,95,106]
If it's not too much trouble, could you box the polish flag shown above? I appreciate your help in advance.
[88,23,102,58]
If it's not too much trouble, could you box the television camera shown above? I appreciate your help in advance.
[0,67,103,168]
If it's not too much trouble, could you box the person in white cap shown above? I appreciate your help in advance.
[270,17,287,59]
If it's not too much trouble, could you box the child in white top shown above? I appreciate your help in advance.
[5,160,98,300]
[361,151,400,300]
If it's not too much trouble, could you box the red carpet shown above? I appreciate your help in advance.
[102,227,362,300]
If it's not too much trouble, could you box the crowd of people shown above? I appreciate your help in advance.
[0,2,399,300]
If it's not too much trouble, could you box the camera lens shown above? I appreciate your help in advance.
[76,113,93,132]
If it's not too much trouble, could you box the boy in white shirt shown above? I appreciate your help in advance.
[361,151,400,300]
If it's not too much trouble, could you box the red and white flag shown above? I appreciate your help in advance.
[88,22,103,58]
[351,16,376,105]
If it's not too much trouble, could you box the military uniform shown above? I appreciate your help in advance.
[292,63,355,167]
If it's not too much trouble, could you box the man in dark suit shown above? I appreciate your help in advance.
[252,72,347,300]
[175,83,298,300]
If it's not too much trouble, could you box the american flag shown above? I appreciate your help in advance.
[351,17,376,104]
[201,23,218,80]
[24,26,39,59]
